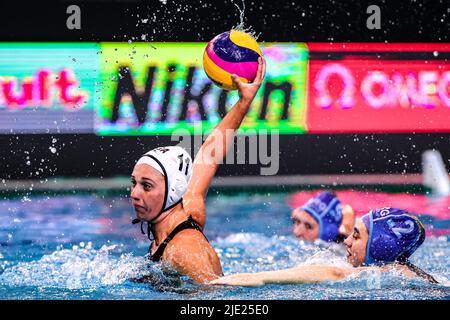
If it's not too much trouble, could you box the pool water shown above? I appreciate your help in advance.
[0,191,449,300]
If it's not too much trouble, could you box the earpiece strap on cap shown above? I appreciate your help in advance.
[163,198,183,212]
[143,154,169,223]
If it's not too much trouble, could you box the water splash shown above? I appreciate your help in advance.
[230,0,260,40]
[232,0,246,31]
[213,231,449,292]
[0,243,161,289]
[0,193,448,299]
[214,232,350,275]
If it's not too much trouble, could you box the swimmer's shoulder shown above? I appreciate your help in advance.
[389,263,416,277]
[368,263,417,278]
[162,229,222,282]
[358,263,435,282]
[182,196,206,229]
[393,262,438,283]
[165,228,212,256]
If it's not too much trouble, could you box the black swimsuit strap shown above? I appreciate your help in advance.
[149,216,206,262]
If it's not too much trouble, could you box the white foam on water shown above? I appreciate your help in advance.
[0,243,156,289]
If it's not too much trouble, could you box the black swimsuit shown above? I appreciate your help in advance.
[149,215,208,262]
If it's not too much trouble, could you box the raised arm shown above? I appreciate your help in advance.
[210,265,358,287]
[183,57,266,228]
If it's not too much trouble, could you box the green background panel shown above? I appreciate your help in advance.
[97,42,308,135]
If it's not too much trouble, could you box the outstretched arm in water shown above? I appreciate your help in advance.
[183,57,266,228]
[210,265,362,287]
[209,262,431,287]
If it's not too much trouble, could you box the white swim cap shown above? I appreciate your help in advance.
[135,146,192,217]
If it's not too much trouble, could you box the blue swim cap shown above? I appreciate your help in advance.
[361,208,425,265]
[301,191,343,242]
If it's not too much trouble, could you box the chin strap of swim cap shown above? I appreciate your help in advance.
[142,153,170,223]
[132,218,155,241]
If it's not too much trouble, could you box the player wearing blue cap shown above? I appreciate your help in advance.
[291,191,355,242]
[211,207,438,286]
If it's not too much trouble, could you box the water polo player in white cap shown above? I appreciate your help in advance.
[130,57,266,283]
